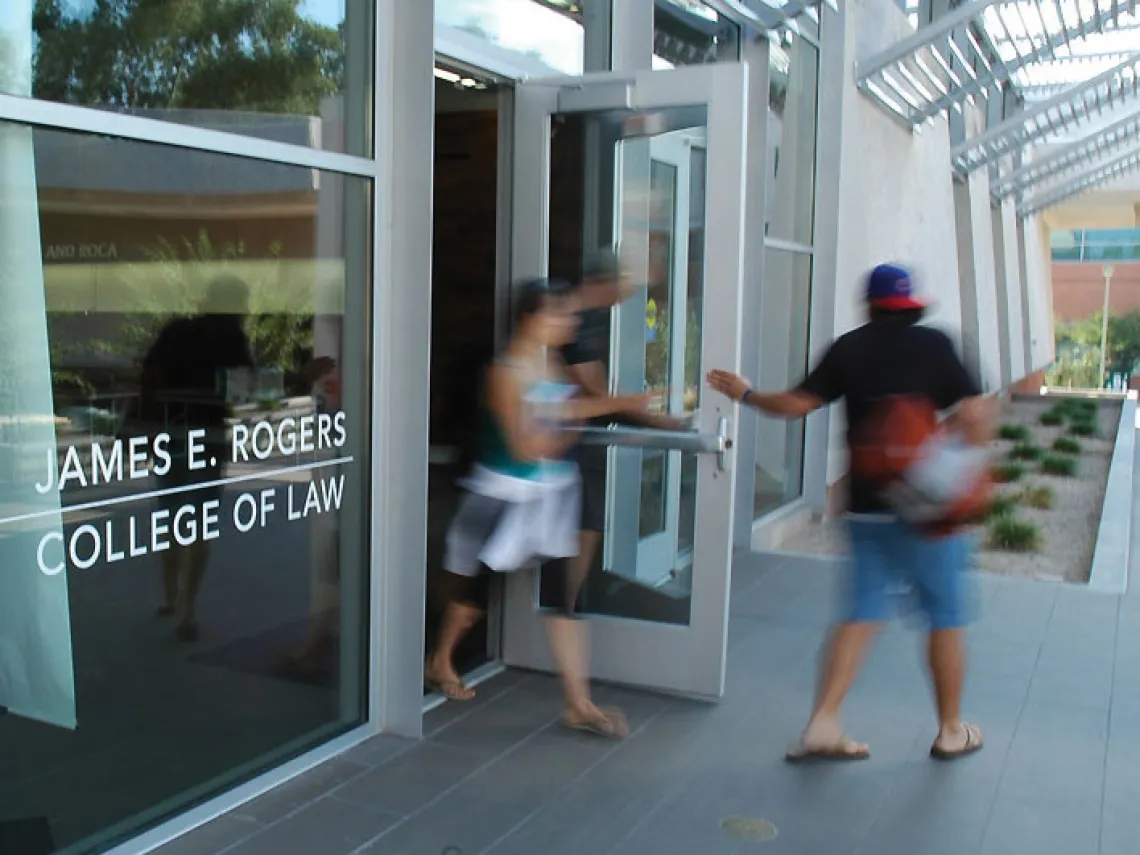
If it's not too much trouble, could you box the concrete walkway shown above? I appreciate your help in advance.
[156,483,1140,855]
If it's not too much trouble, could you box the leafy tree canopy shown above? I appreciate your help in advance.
[1055,309,1140,378]
[32,0,345,116]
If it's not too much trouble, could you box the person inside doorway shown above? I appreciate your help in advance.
[424,278,653,738]
[559,249,689,610]
[707,264,994,763]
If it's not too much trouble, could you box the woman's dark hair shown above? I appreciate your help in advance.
[513,277,573,328]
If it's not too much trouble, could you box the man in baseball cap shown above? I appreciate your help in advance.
[864,263,927,312]
[707,262,991,765]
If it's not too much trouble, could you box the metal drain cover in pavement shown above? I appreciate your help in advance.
[721,816,778,841]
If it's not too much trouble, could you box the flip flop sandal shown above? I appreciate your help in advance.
[930,722,984,761]
[424,675,475,701]
[784,736,871,765]
[564,708,629,740]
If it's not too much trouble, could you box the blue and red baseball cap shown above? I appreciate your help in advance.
[864,263,927,311]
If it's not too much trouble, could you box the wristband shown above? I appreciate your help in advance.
[741,388,754,405]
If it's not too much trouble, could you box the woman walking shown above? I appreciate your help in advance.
[424,278,651,738]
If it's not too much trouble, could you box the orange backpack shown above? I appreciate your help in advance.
[851,395,993,537]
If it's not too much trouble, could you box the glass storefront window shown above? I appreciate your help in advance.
[436,0,591,75]
[754,249,812,518]
[0,122,371,852]
[28,0,375,156]
[767,31,819,246]
[653,0,740,68]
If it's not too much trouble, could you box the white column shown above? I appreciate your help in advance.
[733,33,772,546]
[0,0,77,729]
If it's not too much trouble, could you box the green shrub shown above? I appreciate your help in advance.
[1069,420,1097,437]
[998,424,1031,442]
[993,462,1026,483]
[1039,410,1065,427]
[987,516,1041,552]
[1018,485,1056,510]
[1077,400,1098,415]
[988,495,1018,519]
[1009,442,1043,461]
[1053,436,1081,455]
[1041,454,1078,477]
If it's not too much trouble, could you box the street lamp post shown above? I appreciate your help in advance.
[1099,264,1115,389]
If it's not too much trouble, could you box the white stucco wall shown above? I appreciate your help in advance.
[992,195,1027,384]
[1021,214,1055,371]
[821,0,963,486]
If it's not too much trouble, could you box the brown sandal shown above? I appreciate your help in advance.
[424,672,475,701]
[785,735,871,764]
[564,707,629,739]
[930,722,983,761]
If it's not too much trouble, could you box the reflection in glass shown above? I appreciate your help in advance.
[436,0,587,74]
[755,249,812,517]
[767,32,820,245]
[538,107,709,627]
[653,0,740,68]
[29,0,374,155]
[0,122,370,853]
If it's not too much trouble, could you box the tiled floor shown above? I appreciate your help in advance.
[154,505,1140,855]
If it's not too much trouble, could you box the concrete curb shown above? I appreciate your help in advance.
[1088,391,1137,594]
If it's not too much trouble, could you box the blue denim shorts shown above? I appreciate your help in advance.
[845,517,977,630]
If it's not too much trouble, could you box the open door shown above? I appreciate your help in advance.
[504,63,748,700]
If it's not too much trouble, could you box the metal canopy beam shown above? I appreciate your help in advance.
[707,0,836,34]
[992,102,1140,198]
[950,52,1140,174]
[1020,143,1140,215]
[855,0,1140,129]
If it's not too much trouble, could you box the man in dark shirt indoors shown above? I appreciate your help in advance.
[561,250,687,598]
[708,264,994,765]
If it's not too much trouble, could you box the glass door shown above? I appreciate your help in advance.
[503,63,747,700]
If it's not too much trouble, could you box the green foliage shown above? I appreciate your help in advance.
[1041,454,1078,477]
[1018,485,1056,510]
[1046,348,1102,390]
[987,516,1041,552]
[1009,442,1043,461]
[1053,309,1140,388]
[993,462,1026,483]
[32,0,346,115]
[1039,410,1065,426]
[987,495,1018,519]
[1052,436,1082,455]
[998,423,1031,441]
[1069,420,1097,437]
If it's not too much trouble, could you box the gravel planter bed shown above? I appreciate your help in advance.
[779,396,1120,584]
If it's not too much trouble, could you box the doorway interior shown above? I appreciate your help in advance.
[423,61,505,695]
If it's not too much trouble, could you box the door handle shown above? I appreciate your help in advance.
[568,417,733,471]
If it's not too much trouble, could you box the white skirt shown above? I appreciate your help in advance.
[444,463,581,576]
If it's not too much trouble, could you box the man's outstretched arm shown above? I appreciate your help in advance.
[706,369,823,419]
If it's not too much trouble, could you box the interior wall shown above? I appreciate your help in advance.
[823,0,963,486]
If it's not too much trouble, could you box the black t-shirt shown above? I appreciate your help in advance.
[797,320,981,514]
[561,308,613,471]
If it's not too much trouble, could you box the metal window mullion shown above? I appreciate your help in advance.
[0,93,379,178]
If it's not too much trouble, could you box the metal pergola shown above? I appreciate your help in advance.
[991,102,1140,200]
[855,0,1139,129]
[854,0,1140,215]
[950,52,1140,174]
[1020,142,1140,214]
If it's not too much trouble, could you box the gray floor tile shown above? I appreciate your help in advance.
[224,797,399,855]
[339,735,419,769]
[979,794,1101,855]
[230,757,371,825]
[332,741,494,816]
[150,815,262,855]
